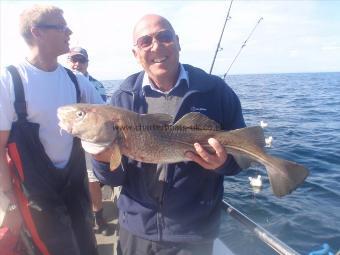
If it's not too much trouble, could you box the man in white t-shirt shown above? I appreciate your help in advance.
[0,5,102,255]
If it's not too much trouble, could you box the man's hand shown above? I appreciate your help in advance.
[81,140,121,170]
[185,138,227,170]
[81,140,108,155]
[93,146,113,163]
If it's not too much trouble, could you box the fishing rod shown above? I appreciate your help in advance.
[209,0,234,74]
[223,17,263,79]
[222,200,300,255]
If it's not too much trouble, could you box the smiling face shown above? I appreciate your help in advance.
[132,15,181,89]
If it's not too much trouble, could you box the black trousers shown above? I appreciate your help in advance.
[118,227,214,255]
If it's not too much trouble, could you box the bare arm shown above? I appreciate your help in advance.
[0,131,11,192]
[0,130,22,230]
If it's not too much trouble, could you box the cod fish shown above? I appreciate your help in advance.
[57,104,309,197]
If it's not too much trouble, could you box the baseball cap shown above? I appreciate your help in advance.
[69,47,88,61]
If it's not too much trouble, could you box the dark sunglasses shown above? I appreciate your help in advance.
[35,24,70,33]
[69,56,88,64]
[135,30,174,49]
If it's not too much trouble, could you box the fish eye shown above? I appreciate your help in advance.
[76,111,85,118]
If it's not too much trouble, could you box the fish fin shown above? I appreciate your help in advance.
[232,154,253,169]
[140,113,173,126]
[173,112,221,130]
[109,144,122,171]
[265,156,309,197]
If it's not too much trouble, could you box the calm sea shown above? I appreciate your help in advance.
[102,72,340,254]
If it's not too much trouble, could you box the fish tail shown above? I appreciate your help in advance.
[215,126,309,197]
[264,155,309,197]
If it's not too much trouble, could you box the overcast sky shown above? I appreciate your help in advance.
[1,0,339,80]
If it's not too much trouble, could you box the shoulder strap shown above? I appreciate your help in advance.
[6,65,27,120]
[64,67,80,103]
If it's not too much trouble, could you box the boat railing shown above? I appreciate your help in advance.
[222,200,300,255]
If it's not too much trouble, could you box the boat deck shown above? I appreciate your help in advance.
[96,186,120,255]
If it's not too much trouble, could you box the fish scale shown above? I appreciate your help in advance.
[57,103,309,197]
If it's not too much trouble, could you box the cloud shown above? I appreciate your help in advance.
[288,50,299,58]
[1,1,339,78]
[321,45,340,51]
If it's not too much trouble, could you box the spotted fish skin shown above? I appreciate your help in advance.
[57,103,309,197]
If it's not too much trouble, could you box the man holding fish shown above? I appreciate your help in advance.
[58,14,308,255]
[88,14,245,255]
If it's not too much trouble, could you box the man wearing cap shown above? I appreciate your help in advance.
[68,47,112,236]
[69,47,107,101]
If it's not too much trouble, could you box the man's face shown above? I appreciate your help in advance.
[68,55,88,74]
[132,16,181,84]
[35,12,72,57]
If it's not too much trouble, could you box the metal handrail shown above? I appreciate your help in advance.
[222,200,300,255]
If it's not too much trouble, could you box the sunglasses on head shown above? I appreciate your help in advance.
[135,30,174,50]
[69,56,88,64]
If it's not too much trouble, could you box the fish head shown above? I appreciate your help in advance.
[57,104,117,144]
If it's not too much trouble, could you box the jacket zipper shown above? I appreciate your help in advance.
[157,163,168,241]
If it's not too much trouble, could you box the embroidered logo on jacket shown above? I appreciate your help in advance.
[190,106,207,112]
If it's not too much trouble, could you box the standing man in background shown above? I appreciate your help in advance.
[68,47,107,102]
[68,47,112,236]
[0,5,103,255]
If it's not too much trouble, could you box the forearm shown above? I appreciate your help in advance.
[0,151,12,192]
[0,131,12,192]
[92,159,125,186]
[81,139,125,185]
[214,155,242,176]
[0,134,21,231]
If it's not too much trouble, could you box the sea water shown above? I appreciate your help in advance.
[102,72,340,254]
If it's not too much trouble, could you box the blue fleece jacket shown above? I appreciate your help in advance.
[93,64,246,243]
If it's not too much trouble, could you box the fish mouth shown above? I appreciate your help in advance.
[58,120,72,134]
[57,106,76,133]
[57,114,72,134]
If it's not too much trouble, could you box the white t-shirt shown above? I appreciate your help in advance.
[0,60,103,168]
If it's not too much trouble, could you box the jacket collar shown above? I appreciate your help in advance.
[142,64,189,95]
[119,64,219,94]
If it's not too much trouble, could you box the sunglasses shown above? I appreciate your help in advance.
[35,24,70,33]
[69,56,88,64]
[135,30,174,50]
